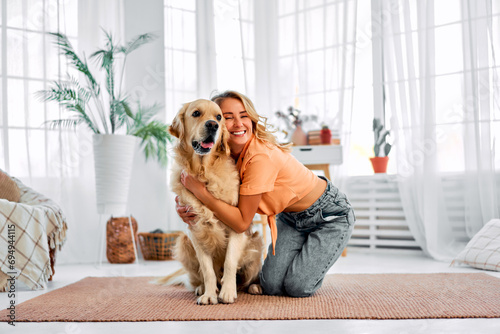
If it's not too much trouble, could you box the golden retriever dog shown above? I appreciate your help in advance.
[159,99,263,305]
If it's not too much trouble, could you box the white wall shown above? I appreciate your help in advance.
[123,0,174,236]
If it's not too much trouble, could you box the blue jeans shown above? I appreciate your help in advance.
[259,176,355,297]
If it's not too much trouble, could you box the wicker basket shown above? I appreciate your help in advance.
[106,216,138,264]
[138,231,182,260]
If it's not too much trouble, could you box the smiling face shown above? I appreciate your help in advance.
[169,99,228,156]
[220,98,254,156]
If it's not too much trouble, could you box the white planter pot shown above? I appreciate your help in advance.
[93,134,138,215]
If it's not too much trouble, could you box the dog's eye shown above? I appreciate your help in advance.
[192,110,201,117]
[216,115,222,121]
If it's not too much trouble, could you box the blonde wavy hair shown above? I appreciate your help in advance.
[211,90,291,153]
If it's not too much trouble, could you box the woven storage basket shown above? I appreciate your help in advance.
[138,231,182,260]
[106,216,138,264]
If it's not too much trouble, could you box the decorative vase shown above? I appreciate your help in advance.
[291,125,308,146]
[106,216,138,264]
[370,156,389,173]
[93,134,138,215]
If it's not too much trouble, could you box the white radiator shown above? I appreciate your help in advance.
[343,174,421,252]
[342,173,499,252]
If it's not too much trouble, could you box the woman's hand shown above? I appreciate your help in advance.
[180,170,207,198]
[179,170,262,234]
[175,196,197,226]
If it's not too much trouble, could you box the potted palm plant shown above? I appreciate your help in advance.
[370,118,391,173]
[38,30,172,215]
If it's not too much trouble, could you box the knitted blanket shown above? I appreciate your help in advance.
[0,176,67,291]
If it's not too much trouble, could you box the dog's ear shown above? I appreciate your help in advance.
[218,123,232,156]
[169,103,189,139]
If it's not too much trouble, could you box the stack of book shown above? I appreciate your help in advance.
[307,129,341,145]
[307,130,322,145]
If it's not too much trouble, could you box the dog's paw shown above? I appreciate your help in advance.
[248,283,263,295]
[195,285,204,296]
[197,293,218,305]
[218,285,237,304]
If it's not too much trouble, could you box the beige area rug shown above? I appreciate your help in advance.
[2,273,500,322]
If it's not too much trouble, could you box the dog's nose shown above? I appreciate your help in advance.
[205,120,219,131]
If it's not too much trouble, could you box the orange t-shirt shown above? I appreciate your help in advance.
[236,135,320,255]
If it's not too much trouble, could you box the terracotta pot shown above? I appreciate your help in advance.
[370,156,389,173]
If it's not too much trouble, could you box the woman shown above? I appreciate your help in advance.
[177,90,355,297]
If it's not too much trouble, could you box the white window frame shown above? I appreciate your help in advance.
[371,0,385,124]
[1,0,78,178]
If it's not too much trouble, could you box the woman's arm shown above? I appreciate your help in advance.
[180,170,261,233]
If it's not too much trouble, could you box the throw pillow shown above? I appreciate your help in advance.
[452,219,500,272]
[0,170,21,202]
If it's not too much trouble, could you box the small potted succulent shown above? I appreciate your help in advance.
[370,118,391,173]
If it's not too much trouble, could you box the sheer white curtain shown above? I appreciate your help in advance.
[0,0,79,188]
[213,0,255,97]
[0,0,98,263]
[267,0,358,182]
[461,0,500,236]
[56,0,126,264]
[382,0,500,261]
[164,0,212,232]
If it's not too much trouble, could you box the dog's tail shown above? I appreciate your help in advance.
[153,268,190,287]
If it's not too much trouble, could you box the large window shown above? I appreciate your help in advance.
[378,0,500,174]
[214,0,254,95]
[162,0,500,176]
[164,0,254,118]
[277,0,373,176]
[277,0,357,119]
[164,0,197,117]
[1,0,78,178]
[348,0,375,176]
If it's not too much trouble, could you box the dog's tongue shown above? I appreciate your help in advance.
[200,141,214,149]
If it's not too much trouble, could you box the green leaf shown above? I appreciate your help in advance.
[49,32,98,91]
[114,99,134,130]
[138,103,161,124]
[121,33,157,55]
[131,119,172,167]
[44,118,83,130]
[384,143,392,156]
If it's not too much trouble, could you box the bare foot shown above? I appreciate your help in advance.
[248,283,263,295]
